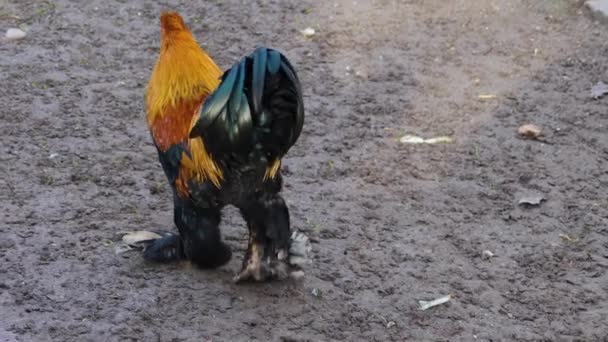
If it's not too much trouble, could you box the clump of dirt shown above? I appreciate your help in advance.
[1,0,607,341]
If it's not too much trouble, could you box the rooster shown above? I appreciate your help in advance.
[137,12,308,282]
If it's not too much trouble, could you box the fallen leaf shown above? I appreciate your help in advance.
[481,250,495,259]
[559,233,579,243]
[400,135,425,144]
[419,294,452,311]
[300,27,315,38]
[400,134,454,144]
[518,124,542,139]
[122,231,162,245]
[424,136,455,144]
[518,194,545,206]
[591,81,608,99]
[46,294,69,303]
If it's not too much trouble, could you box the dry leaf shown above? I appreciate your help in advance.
[559,233,579,243]
[400,134,454,144]
[400,135,425,144]
[122,231,162,245]
[424,136,455,144]
[518,194,545,206]
[300,27,315,37]
[419,294,452,310]
[481,250,495,259]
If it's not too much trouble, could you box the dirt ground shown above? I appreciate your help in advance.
[1,0,607,341]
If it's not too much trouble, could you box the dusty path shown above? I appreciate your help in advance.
[1,0,607,341]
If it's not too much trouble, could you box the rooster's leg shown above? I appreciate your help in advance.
[145,196,231,268]
[234,192,291,282]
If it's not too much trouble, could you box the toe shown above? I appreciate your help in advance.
[233,263,270,283]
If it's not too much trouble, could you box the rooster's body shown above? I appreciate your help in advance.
[143,12,305,282]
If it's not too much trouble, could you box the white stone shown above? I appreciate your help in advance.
[5,28,26,41]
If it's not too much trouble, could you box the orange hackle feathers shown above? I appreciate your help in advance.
[146,12,222,124]
[146,12,224,192]
[181,137,223,187]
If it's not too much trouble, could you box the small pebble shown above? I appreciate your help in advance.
[5,28,26,41]
[518,124,542,139]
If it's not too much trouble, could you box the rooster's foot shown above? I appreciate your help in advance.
[233,242,289,283]
[233,231,312,283]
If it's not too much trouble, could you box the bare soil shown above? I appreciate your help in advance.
[1,0,607,341]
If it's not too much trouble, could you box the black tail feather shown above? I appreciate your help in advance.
[190,47,304,164]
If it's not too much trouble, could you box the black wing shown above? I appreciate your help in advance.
[190,47,304,164]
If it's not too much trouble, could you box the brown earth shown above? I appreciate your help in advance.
[1,0,607,341]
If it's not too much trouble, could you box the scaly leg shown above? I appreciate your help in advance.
[234,192,291,282]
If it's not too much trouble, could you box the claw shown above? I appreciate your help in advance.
[233,259,290,283]
[234,231,311,284]
[234,242,290,283]
[233,262,269,283]
[234,241,266,283]
[234,261,267,283]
